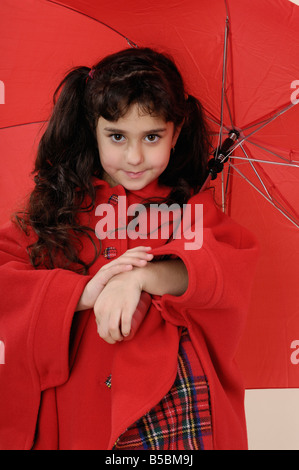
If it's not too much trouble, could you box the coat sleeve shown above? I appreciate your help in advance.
[0,221,90,449]
[150,190,259,327]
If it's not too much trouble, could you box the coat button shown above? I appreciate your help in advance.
[105,374,112,389]
[108,194,118,205]
[103,247,117,259]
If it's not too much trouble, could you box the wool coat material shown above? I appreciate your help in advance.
[0,178,259,450]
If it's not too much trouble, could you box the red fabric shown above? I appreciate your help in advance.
[1,0,298,389]
[0,180,258,449]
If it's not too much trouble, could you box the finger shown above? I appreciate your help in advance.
[96,320,118,344]
[113,255,152,266]
[121,310,133,338]
[108,250,153,265]
[125,246,152,253]
[97,263,133,285]
[104,246,153,265]
[101,255,152,272]
[107,311,124,342]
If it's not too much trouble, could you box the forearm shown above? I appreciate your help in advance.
[136,258,189,297]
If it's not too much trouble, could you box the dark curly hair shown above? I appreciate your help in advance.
[15,47,211,274]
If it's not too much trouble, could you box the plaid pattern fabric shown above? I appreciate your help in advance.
[113,329,213,450]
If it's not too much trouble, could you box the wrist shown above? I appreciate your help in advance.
[130,259,189,297]
[107,267,145,291]
[129,262,158,295]
[76,281,94,311]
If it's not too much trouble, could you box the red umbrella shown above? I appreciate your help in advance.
[1,0,299,389]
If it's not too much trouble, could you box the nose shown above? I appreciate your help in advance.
[125,142,144,166]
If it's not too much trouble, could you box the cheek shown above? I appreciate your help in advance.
[98,146,119,170]
[153,147,171,170]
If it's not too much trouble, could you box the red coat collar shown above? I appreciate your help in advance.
[91,176,171,200]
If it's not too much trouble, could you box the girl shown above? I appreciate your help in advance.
[0,48,258,450]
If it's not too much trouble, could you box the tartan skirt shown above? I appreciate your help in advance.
[113,328,213,450]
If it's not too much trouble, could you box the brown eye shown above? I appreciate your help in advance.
[111,134,124,142]
[146,134,159,143]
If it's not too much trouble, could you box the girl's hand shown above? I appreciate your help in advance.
[76,247,153,311]
[92,256,188,344]
[94,269,143,344]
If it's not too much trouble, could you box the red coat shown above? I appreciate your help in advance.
[0,179,258,450]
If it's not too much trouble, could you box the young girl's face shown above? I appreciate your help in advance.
[96,104,181,190]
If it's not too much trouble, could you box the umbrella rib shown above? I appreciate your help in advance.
[229,156,299,168]
[205,111,232,132]
[229,162,299,228]
[225,102,297,160]
[205,114,228,130]
[46,1,138,48]
[239,143,273,202]
[204,115,299,167]
[221,171,226,212]
[224,92,235,130]
[217,8,232,213]
[238,142,299,222]
[222,160,233,213]
[241,102,297,132]
[0,121,48,131]
[217,13,230,152]
[245,140,299,165]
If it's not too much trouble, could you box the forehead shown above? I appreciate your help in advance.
[97,104,173,133]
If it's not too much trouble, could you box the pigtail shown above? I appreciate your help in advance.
[179,94,211,189]
[37,66,100,190]
[15,67,101,273]
[159,94,211,204]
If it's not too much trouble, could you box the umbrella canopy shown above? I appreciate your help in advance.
[0,0,299,388]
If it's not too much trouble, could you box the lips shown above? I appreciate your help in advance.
[124,170,145,179]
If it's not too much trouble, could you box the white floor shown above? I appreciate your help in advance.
[245,389,299,450]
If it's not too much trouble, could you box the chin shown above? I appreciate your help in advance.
[123,181,147,191]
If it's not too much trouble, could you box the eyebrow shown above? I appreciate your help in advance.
[103,127,167,134]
